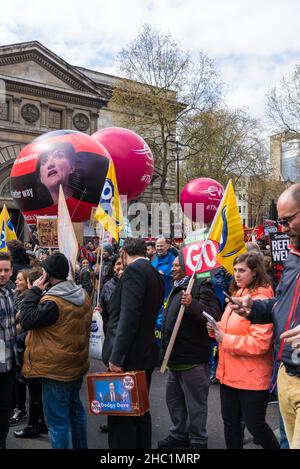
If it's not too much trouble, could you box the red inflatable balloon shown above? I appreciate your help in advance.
[10,130,110,224]
[92,127,154,201]
[180,178,224,224]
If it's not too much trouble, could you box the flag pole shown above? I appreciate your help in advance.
[92,232,101,299]
[15,210,22,237]
[160,181,230,374]
[96,224,105,308]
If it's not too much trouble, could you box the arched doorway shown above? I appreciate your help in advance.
[0,144,26,239]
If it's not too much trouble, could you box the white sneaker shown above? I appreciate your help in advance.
[9,408,27,426]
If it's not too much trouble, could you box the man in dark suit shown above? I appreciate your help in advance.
[102,238,165,449]
[100,382,124,403]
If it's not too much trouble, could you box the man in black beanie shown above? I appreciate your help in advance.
[19,252,92,449]
[101,243,113,284]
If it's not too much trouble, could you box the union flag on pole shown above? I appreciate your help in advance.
[94,160,124,242]
[0,205,17,252]
[209,180,246,274]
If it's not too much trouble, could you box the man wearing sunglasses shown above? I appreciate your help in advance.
[229,183,300,449]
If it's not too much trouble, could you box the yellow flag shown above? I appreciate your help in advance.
[209,180,246,274]
[0,205,17,252]
[95,160,124,242]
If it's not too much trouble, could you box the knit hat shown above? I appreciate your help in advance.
[42,252,69,279]
[103,243,113,256]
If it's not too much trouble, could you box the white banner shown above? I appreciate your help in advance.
[57,185,78,280]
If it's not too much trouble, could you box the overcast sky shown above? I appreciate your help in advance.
[1,0,299,124]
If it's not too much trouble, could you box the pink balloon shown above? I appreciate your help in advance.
[92,127,154,201]
[180,178,224,224]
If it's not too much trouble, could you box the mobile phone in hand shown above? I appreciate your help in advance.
[222,291,242,306]
[202,311,220,332]
[44,272,50,283]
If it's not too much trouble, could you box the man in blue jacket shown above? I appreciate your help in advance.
[152,238,175,294]
[151,238,176,348]
[231,183,300,449]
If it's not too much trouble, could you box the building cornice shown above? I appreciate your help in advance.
[0,124,43,137]
[5,80,105,109]
[0,43,110,102]
[0,50,89,90]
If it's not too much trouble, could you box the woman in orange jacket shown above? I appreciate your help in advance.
[207,253,279,449]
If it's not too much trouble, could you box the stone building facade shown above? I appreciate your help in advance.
[0,41,176,237]
[270,131,300,183]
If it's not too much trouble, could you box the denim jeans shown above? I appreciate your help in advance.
[271,383,289,449]
[279,413,289,449]
[42,377,87,449]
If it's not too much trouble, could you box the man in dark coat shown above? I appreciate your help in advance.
[158,257,222,449]
[99,382,124,403]
[102,238,164,449]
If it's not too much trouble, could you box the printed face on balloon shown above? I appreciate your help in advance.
[38,142,76,205]
[10,130,110,224]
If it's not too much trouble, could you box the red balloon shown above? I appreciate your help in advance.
[180,178,224,224]
[92,127,154,201]
[10,130,110,224]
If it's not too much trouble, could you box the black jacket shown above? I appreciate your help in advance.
[102,258,165,371]
[103,392,123,403]
[79,268,93,297]
[161,277,222,365]
[20,286,59,330]
[99,276,119,335]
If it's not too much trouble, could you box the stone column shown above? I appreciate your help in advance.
[40,102,49,128]
[12,97,22,124]
[90,111,99,134]
[269,135,282,180]
[66,108,73,129]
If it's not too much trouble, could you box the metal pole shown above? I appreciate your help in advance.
[176,137,180,203]
[96,225,104,308]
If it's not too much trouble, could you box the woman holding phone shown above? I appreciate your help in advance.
[207,252,279,449]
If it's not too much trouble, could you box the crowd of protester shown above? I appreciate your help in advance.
[0,183,300,450]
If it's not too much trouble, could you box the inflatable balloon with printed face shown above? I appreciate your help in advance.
[180,178,224,224]
[92,127,154,201]
[10,130,110,225]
